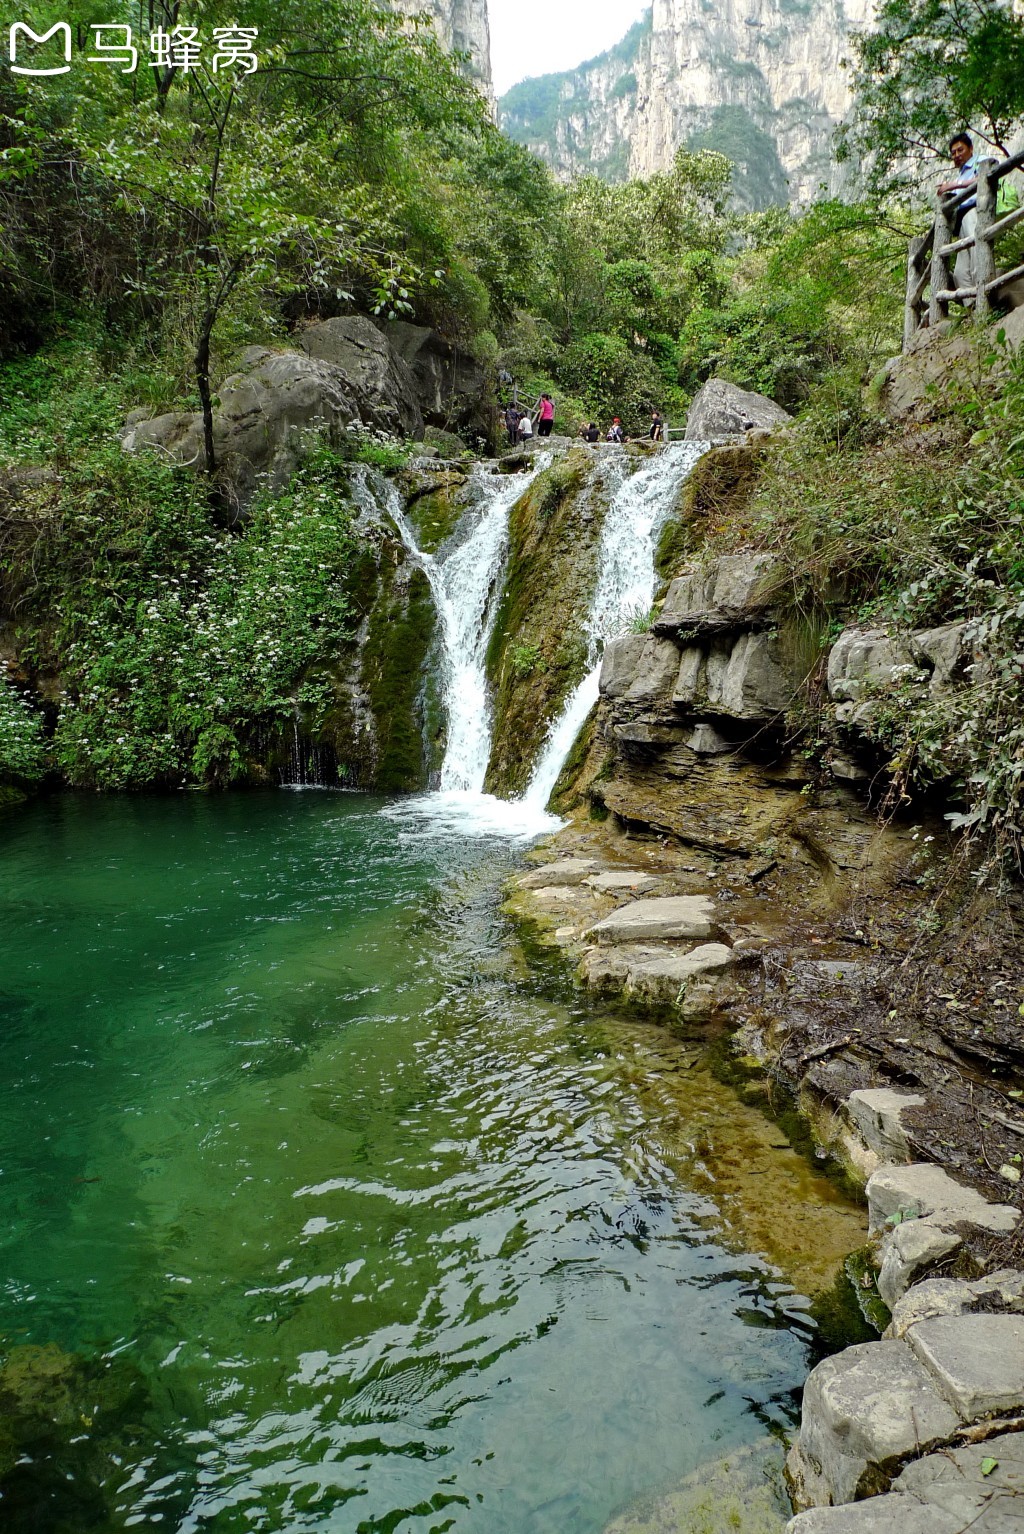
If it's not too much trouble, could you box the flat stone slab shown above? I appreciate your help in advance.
[581,942,735,1004]
[787,1496,962,1533]
[894,1427,1024,1532]
[867,1163,1019,1236]
[530,885,585,903]
[907,1313,1024,1418]
[517,858,600,888]
[877,1217,961,1309]
[889,1269,1024,1338]
[846,1088,924,1165]
[583,870,661,895]
[587,894,715,945]
[790,1338,961,1507]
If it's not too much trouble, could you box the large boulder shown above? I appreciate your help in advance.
[123,318,427,511]
[122,347,361,509]
[380,321,487,434]
[685,379,792,440]
[298,316,423,437]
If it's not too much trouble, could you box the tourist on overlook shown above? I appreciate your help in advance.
[649,410,663,441]
[537,394,555,437]
[606,417,625,443]
[504,403,520,447]
[938,132,979,291]
[580,422,600,443]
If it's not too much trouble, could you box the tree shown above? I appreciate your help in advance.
[841,0,1024,196]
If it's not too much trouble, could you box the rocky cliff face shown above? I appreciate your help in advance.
[499,0,872,206]
[403,0,494,110]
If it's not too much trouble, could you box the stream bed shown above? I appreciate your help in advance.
[0,791,865,1533]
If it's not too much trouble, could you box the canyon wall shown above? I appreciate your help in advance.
[403,0,495,110]
[500,0,874,207]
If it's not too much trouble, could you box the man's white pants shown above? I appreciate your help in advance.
[953,207,977,293]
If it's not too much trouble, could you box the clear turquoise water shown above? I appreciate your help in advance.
[1,793,819,1533]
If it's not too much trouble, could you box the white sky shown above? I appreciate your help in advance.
[487,0,652,98]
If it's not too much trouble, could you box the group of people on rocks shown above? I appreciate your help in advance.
[503,394,555,446]
[503,393,666,449]
[578,410,664,444]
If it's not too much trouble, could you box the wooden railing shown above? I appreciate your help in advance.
[903,149,1024,350]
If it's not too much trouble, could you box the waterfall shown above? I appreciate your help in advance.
[358,441,706,838]
[521,441,708,811]
[356,457,560,836]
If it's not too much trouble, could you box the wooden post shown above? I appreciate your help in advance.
[904,232,927,348]
[929,204,953,327]
[974,156,998,320]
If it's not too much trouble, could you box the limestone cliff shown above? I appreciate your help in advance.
[499,0,873,206]
[403,0,494,110]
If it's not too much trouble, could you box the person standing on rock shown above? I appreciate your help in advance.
[504,403,520,447]
[537,394,555,437]
[517,409,533,444]
[649,410,663,441]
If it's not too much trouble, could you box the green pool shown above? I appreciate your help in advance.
[0,792,851,1533]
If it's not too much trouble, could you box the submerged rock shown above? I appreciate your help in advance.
[605,1438,790,1533]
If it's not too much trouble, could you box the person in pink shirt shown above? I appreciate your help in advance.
[537,393,555,437]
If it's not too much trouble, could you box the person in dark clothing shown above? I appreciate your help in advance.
[504,404,520,447]
[582,422,600,443]
[649,411,663,441]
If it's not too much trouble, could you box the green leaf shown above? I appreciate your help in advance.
[980,1457,998,1476]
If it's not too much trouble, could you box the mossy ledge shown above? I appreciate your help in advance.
[484,449,612,798]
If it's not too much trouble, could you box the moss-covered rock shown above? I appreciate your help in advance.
[395,465,471,553]
[359,559,436,793]
[483,449,611,797]
[655,442,767,581]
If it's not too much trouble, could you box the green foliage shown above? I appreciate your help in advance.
[560,332,669,432]
[729,335,1024,873]
[509,642,543,678]
[687,105,788,212]
[842,0,1024,195]
[18,444,361,789]
[0,670,46,783]
[680,203,906,403]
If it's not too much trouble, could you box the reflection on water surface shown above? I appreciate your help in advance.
[0,793,862,1532]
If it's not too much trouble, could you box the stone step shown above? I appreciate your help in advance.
[786,1338,961,1508]
[906,1313,1024,1419]
[516,858,600,888]
[587,894,715,944]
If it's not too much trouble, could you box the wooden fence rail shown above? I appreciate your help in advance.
[904,149,1024,351]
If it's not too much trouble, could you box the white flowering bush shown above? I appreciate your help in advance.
[0,668,46,783]
[44,447,361,788]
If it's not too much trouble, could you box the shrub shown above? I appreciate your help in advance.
[0,669,46,783]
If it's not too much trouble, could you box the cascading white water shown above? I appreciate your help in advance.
[521,440,708,811]
[355,457,560,836]
[358,441,706,838]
